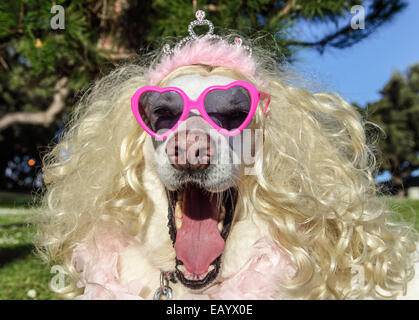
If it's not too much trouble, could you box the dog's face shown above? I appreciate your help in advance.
[142,72,258,289]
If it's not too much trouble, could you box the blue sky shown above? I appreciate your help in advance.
[291,0,419,106]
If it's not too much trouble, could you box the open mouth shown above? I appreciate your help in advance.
[167,184,238,289]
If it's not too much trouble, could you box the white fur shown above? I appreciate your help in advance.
[119,132,272,299]
[167,74,236,99]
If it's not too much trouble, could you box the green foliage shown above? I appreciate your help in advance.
[359,64,419,178]
[0,0,408,89]
[383,197,419,231]
[0,0,409,190]
[0,1,103,85]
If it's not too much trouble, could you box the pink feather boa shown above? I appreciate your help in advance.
[146,37,266,87]
[72,224,297,300]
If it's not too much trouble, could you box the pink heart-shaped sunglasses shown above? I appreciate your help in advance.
[131,80,270,140]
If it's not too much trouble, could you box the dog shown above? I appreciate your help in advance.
[37,15,419,300]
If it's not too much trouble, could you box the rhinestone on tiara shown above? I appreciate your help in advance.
[162,10,252,57]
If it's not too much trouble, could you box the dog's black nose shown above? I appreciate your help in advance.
[166,130,215,171]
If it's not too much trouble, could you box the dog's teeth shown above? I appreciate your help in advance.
[176,218,183,229]
[208,265,215,272]
[217,220,223,232]
[175,201,183,229]
[219,206,226,221]
[198,273,206,280]
[177,191,182,201]
[177,265,186,272]
[175,201,183,218]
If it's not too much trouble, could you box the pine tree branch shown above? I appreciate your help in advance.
[18,0,24,33]
[282,0,406,53]
[0,77,69,131]
[279,0,298,17]
[0,55,9,71]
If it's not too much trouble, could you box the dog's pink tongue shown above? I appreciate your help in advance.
[174,186,224,275]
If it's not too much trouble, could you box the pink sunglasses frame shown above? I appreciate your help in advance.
[131,80,270,140]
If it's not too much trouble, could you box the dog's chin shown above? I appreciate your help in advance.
[166,183,238,290]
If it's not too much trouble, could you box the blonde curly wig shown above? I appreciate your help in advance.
[34,36,418,300]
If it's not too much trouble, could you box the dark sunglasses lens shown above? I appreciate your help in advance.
[138,90,184,134]
[203,86,252,131]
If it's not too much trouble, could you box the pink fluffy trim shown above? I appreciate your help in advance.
[72,223,144,300]
[147,37,265,86]
[72,225,296,300]
[183,237,297,300]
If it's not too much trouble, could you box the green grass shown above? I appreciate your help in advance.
[0,192,418,300]
[0,207,55,300]
[383,197,419,231]
[0,191,37,208]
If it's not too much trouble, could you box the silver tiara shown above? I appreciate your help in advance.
[162,10,252,57]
